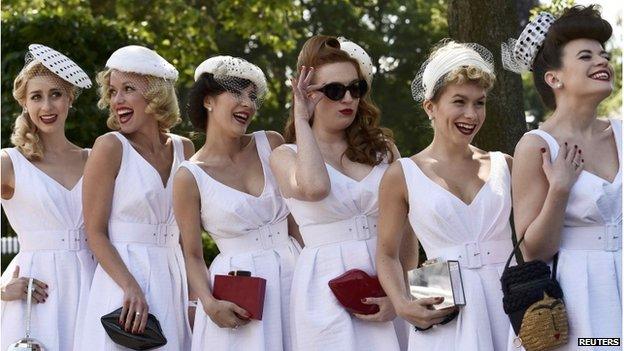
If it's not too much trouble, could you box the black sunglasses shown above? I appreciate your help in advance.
[316,80,368,101]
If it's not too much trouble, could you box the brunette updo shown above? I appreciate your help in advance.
[533,5,612,110]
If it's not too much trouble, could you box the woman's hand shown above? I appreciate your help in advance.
[204,298,251,329]
[119,281,149,334]
[291,66,323,122]
[353,296,397,322]
[396,297,458,329]
[0,266,48,303]
[541,142,583,194]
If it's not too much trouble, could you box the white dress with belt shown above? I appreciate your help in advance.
[399,152,513,351]
[509,119,622,350]
[76,132,191,350]
[182,131,300,351]
[284,144,402,351]
[1,148,96,351]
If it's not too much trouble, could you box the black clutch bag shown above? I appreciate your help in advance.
[101,307,167,351]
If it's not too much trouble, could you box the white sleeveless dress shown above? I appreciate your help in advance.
[508,119,622,350]
[1,148,96,351]
[398,152,514,351]
[181,131,301,351]
[75,132,191,350]
[284,144,402,351]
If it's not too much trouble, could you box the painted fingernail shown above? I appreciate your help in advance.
[361,298,367,303]
[540,148,546,153]
[564,142,568,146]
[574,144,577,148]
[582,159,584,162]
[579,150,582,154]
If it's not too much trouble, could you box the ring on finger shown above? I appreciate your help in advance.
[573,161,580,167]
[232,324,239,329]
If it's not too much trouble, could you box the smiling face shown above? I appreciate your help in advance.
[424,82,487,145]
[108,70,152,133]
[549,38,613,103]
[311,61,361,132]
[24,75,73,134]
[204,84,258,136]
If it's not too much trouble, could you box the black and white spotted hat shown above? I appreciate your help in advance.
[501,12,556,73]
[27,44,92,89]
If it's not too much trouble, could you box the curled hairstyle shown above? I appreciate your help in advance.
[11,61,77,160]
[533,5,612,110]
[284,35,394,166]
[96,68,181,131]
[187,73,255,132]
[430,65,496,102]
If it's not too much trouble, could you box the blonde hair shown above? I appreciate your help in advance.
[10,61,76,160]
[431,65,496,102]
[96,68,181,131]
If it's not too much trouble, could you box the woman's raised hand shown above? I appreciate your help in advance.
[291,66,323,122]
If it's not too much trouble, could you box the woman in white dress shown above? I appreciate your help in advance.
[270,35,410,351]
[173,55,302,351]
[503,6,621,349]
[1,44,95,350]
[376,40,514,351]
[76,45,194,350]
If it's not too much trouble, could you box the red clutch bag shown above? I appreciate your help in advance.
[328,269,387,315]
[212,270,267,320]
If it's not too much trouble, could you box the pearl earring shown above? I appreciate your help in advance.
[207,106,213,112]
[555,82,563,89]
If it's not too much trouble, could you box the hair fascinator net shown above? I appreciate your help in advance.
[411,39,494,102]
[337,37,375,85]
[501,12,556,73]
[194,55,268,108]
[103,45,178,101]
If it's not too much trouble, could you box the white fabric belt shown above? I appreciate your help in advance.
[108,221,180,247]
[18,228,88,251]
[213,219,289,255]
[300,215,378,248]
[560,224,622,251]
[427,239,513,269]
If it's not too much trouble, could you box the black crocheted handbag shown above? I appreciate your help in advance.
[500,231,569,351]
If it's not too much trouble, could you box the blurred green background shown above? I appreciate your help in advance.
[1,0,621,270]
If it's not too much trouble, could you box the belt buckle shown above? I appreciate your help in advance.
[604,223,621,252]
[67,229,82,251]
[156,224,167,246]
[464,241,483,269]
[258,225,274,250]
[353,215,371,241]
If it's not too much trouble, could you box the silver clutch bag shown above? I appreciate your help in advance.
[7,278,45,351]
[407,258,466,309]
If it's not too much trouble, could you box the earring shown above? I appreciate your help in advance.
[555,82,563,89]
[207,106,213,112]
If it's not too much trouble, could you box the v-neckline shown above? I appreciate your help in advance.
[195,135,268,199]
[120,133,176,188]
[408,153,493,207]
[539,120,621,185]
[325,162,376,184]
[15,149,84,192]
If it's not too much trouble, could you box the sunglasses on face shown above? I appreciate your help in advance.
[316,80,368,101]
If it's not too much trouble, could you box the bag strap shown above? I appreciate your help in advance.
[508,209,525,265]
[505,210,560,280]
[25,278,34,338]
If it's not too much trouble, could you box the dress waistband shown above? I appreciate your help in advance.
[212,219,289,255]
[560,223,621,251]
[426,239,513,269]
[18,228,88,251]
[299,215,378,248]
[108,221,180,248]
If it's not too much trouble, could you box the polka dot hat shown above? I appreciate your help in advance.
[338,38,375,85]
[502,12,556,73]
[27,44,92,89]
